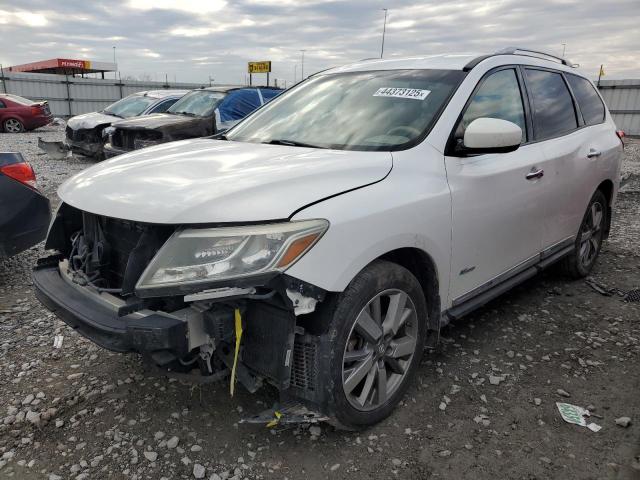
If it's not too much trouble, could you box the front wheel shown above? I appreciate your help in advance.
[322,260,427,430]
[559,190,607,278]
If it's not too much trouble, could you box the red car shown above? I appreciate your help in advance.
[0,94,53,133]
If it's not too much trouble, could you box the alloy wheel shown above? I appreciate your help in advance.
[342,289,418,411]
[5,119,23,133]
[579,201,604,268]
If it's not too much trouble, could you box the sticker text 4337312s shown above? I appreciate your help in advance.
[373,87,431,100]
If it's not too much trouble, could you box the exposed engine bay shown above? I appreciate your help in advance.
[38,204,332,423]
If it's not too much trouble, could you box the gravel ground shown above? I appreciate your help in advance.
[0,125,639,480]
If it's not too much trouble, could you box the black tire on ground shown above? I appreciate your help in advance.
[321,259,428,430]
[559,189,608,279]
[3,118,24,133]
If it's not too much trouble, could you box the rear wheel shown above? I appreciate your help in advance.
[322,260,427,430]
[3,118,24,133]
[559,190,607,278]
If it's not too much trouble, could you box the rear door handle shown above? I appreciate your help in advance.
[526,169,544,180]
[587,148,601,158]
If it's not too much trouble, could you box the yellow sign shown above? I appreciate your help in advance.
[248,61,271,74]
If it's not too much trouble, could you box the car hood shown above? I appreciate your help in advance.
[67,111,121,130]
[58,139,393,224]
[112,113,195,131]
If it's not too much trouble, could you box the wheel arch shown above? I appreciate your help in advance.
[378,247,441,347]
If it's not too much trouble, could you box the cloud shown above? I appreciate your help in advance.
[0,9,48,27]
[0,0,638,86]
[127,0,227,14]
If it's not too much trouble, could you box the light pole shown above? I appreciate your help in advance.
[294,64,298,83]
[380,8,388,58]
[561,43,566,58]
[112,46,117,79]
[300,50,306,80]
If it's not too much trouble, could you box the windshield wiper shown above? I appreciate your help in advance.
[172,111,198,117]
[102,110,123,118]
[264,139,326,149]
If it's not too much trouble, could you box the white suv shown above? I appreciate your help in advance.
[34,48,623,429]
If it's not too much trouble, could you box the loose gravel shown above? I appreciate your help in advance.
[0,125,639,479]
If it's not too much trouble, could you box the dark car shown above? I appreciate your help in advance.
[0,94,53,133]
[64,90,188,158]
[0,153,51,258]
[103,86,281,158]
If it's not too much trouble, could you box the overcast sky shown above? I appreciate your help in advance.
[1,0,639,86]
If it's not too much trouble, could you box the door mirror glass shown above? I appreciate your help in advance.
[462,117,522,153]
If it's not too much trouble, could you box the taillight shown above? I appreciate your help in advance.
[31,105,42,115]
[0,162,38,189]
[616,130,625,148]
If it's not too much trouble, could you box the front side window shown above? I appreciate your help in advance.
[104,95,156,118]
[525,69,577,140]
[226,69,466,151]
[566,74,605,126]
[149,98,178,114]
[455,68,526,141]
[168,90,226,117]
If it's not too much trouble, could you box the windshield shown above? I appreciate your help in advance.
[226,69,466,150]
[103,95,156,118]
[167,90,226,117]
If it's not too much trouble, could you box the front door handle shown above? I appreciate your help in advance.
[526,168,544,180]
[587,148,602,158]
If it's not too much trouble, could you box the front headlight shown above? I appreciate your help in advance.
[135,219,328,293]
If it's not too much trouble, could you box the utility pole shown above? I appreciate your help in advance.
[380,8,388,58]
[294,64,298,84]
[561,43,566,58]
[300,50,306,80]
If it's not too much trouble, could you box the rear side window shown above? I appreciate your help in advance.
[566,74,605,125]
[525,69,577,140]
[0,100,5,108]
[456,68,526,140]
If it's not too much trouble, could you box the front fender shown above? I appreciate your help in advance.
[286,149,452,309]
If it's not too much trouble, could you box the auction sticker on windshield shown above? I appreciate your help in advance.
[373,88,431,100]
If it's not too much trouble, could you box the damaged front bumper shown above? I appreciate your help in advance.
[33,255,332,421]
[33,260,189,359]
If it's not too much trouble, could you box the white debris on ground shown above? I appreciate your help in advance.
[0,126,638,479]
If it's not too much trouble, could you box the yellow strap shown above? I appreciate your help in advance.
[230,308,243,396]
[266,410,282,428]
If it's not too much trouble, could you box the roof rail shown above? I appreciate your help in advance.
[463,47,578,71]
[495,47,576,67]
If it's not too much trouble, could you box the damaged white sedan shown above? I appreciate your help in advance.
[34,48,623,429]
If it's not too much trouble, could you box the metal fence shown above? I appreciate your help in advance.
[2,69,639,135]
[598,79,640,137]
[0,70,212,117]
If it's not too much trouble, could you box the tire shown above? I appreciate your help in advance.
[3,118,24,133]
[559,190,608,279]
[322,260,427,430]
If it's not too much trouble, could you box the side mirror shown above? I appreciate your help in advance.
[461,118,522,155]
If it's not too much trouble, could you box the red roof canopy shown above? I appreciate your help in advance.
[8,58,117,74]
